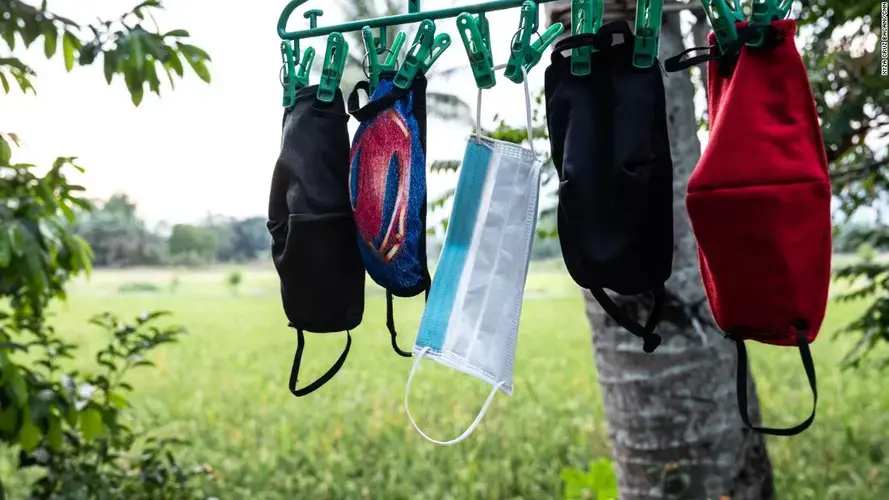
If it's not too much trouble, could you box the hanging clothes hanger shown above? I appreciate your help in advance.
[504,0,564,84]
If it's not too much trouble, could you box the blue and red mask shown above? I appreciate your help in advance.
[348,73,431,356]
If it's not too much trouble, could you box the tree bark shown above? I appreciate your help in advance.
[545,5,775,499]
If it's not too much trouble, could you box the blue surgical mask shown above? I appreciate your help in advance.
[404,66,545,445]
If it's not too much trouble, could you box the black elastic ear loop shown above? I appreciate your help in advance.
[288,329,352,397]
[588,285,664,353]
[386,287,429,358]
[732,325,817,436]
[347,79,407,122]
[664,44,720,72]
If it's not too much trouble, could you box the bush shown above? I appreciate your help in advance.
[1,311,215,498]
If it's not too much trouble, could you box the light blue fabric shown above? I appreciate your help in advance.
[415,141,492,352]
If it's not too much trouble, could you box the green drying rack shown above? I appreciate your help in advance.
[277,0,565,42]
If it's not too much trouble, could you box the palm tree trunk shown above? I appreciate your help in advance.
[545,4,775,499]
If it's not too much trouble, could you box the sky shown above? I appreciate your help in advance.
[5,0,582,226]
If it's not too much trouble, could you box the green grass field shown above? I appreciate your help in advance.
[2,261,888,499]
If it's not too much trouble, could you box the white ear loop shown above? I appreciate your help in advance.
[474,65,539,158]
[404,347,504,446]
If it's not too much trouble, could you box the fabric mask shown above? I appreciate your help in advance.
[544,22,675,353]
[347,72,432,357]
[404,65,544,446]
[267,86,365,397]
[666,20,830,436]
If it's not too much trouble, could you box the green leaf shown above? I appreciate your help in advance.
[46,415,63,452]
[8,224,25,257]
[103,51,117,84]
[17,419,41,453]
[130,33,144,71]
[163,29,190,38]
[177,43,211,83]
[0,404,19,435]
[79,406,103,441]
[62,32,79,71]
[146,61,160,95]
[0,137,10,164]
[177,42,211,62]
[0,229,10,268]
[43,25,58,58]
[166,50,183,77]
[107,391,128,409]
[0,72,10,93]
[2,22,16,50]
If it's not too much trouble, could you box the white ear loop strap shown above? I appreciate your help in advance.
[474,65,537,158]
[404,347,505,446]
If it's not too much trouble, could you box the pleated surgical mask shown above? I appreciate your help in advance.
[404,65,545,445]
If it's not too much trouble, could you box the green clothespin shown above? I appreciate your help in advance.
[570,0,602,76]
[393,20,437,90]
[700,0,745,54]
[457,12,496,89]
[632,0,663,68]
[421,34,450,74]
[748,0,792,47]
[281,41,298,108]
[317,32,348,103]
[505,0,564,84]
[362,27,406,93]
[295,47,315,87]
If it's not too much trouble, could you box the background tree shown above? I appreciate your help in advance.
[543,4,773,498]
[168,223,217,264]
[75,193,167,267]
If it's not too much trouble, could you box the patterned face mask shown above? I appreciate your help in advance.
[348,72,432,357]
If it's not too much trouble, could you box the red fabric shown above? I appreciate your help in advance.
[688,20,832,346]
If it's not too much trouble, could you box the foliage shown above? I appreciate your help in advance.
[561,459,618,500]
[168,225,217,264]
[76,194,168,268]
[10,312,214,498]
[0,0,211,105]
[225,271,242,294]
[2,1,215,496]
[798,0,889,368]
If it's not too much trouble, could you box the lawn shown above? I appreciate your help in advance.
[2,261,888,499]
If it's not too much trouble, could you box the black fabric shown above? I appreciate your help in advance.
[730,326,817,436]
[545,22,674,352]
[267,85,365,395]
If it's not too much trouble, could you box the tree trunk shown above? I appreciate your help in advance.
[545,5,775,499]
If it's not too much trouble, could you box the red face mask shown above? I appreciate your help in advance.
[686,20,832,436]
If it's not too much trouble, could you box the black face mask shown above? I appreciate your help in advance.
[267,86,365,396]
[346,72,432,358]
[544,22,674,353]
